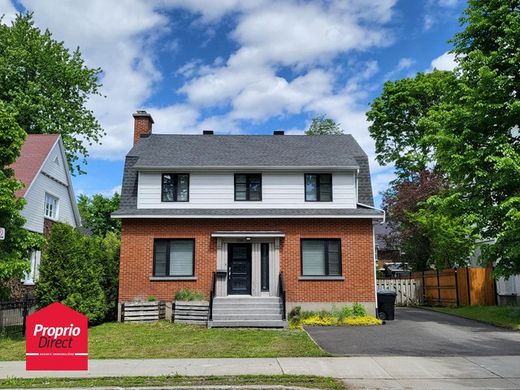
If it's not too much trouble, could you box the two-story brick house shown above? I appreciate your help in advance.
[113,111,384,327]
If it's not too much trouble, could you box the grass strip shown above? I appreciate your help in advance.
[0,375,344,389]
[429,305,520,330]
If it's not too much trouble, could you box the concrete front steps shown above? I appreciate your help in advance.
[208,296,287,328]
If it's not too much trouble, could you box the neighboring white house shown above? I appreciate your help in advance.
[10,134,81,285]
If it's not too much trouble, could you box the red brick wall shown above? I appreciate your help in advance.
[118,218,375,304]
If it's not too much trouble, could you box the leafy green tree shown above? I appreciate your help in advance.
[367,70,457,176]
[410,193,477,270]
[78,193,121,237]
[431,0,520,277]
[305,115,343,135]
[381,169,450,271]
[36,224,107,324]
[368,1,520,276]
[0,13,103,174]
[0,101,44,294]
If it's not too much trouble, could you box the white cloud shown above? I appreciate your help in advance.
[231,69,334,120]
[228,1,393,69]
[0,0,17,24]
[430,51,457,71]
[5,0,399,169]
[19,0,167,159]
[147,104,200,134]
[436,0,458,7]
[178,0,396,143]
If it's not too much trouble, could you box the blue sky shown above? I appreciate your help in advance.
[2,0,466,206]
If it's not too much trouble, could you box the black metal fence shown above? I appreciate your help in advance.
[0,295,36,337]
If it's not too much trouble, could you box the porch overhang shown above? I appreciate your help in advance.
[211,231,285,238]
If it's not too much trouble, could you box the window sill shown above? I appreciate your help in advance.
[150,276,197,281]
[298,276,345,281]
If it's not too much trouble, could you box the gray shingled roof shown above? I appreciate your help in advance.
[131,134,362,168]
[116,134,377,217]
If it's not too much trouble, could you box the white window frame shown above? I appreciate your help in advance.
[44,192,59,220]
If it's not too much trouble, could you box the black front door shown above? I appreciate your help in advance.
[228,243,252,295]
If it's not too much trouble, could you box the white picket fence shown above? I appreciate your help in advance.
[377,278,423,306]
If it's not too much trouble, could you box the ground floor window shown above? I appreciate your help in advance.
[301,239,341,276]
[153,239,195,276]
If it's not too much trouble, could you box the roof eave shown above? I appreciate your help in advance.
[111,213,384,220]
[133,165,360,171]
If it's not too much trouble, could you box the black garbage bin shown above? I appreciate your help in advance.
[377,289,396,320]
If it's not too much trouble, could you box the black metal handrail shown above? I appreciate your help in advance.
[279,272,286,320]
[209,271,216,320]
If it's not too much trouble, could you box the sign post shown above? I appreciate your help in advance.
[0,227,5,240]
[26,302,88,370]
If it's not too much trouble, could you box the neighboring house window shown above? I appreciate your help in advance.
[234,174,262,201]
[305,174,332,201]
[44,193,59,219]
[153,239,195,276]
[301,239,341,276]
[161,174,189,202]
[23,250,41,285]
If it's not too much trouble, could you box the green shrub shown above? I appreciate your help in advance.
[35,224,120,324]
[175,289,205,301]
[147,296,157,302]
[36,223,107,324]
[352,303,367,317]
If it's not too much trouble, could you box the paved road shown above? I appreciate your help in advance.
[305,307,520,356]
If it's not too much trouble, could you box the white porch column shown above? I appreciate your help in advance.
[270,238,280,296]
[251,243,261,296]
[216,238,227,297]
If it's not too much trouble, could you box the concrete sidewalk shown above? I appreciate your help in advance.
[1,356,520,389]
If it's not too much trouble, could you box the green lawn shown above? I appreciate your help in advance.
[0,375,344,389]
[0,321,326,361]
[431,305,520,330]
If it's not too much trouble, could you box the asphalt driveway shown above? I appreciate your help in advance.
[305,307,520,356]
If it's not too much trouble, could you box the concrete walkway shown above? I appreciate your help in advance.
[2,356,520,389]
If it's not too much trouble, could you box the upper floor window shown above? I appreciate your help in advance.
[162,174,189,202]
[301,239,341,276]
[305,174,332,202]
[44,193,59,219]
[234,174,262,201]
[154,239,195,277]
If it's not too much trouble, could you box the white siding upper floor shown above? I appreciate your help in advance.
[137,171,357,209]
[20,142,79,233]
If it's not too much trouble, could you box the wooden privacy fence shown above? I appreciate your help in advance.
[377,278,422,306]
[412,267,496,306]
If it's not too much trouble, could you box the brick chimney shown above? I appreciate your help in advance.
[133,110,154,144]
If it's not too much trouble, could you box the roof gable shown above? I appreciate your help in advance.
[10,134,60,197]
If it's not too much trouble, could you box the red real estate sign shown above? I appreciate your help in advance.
[26,302,88,370]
